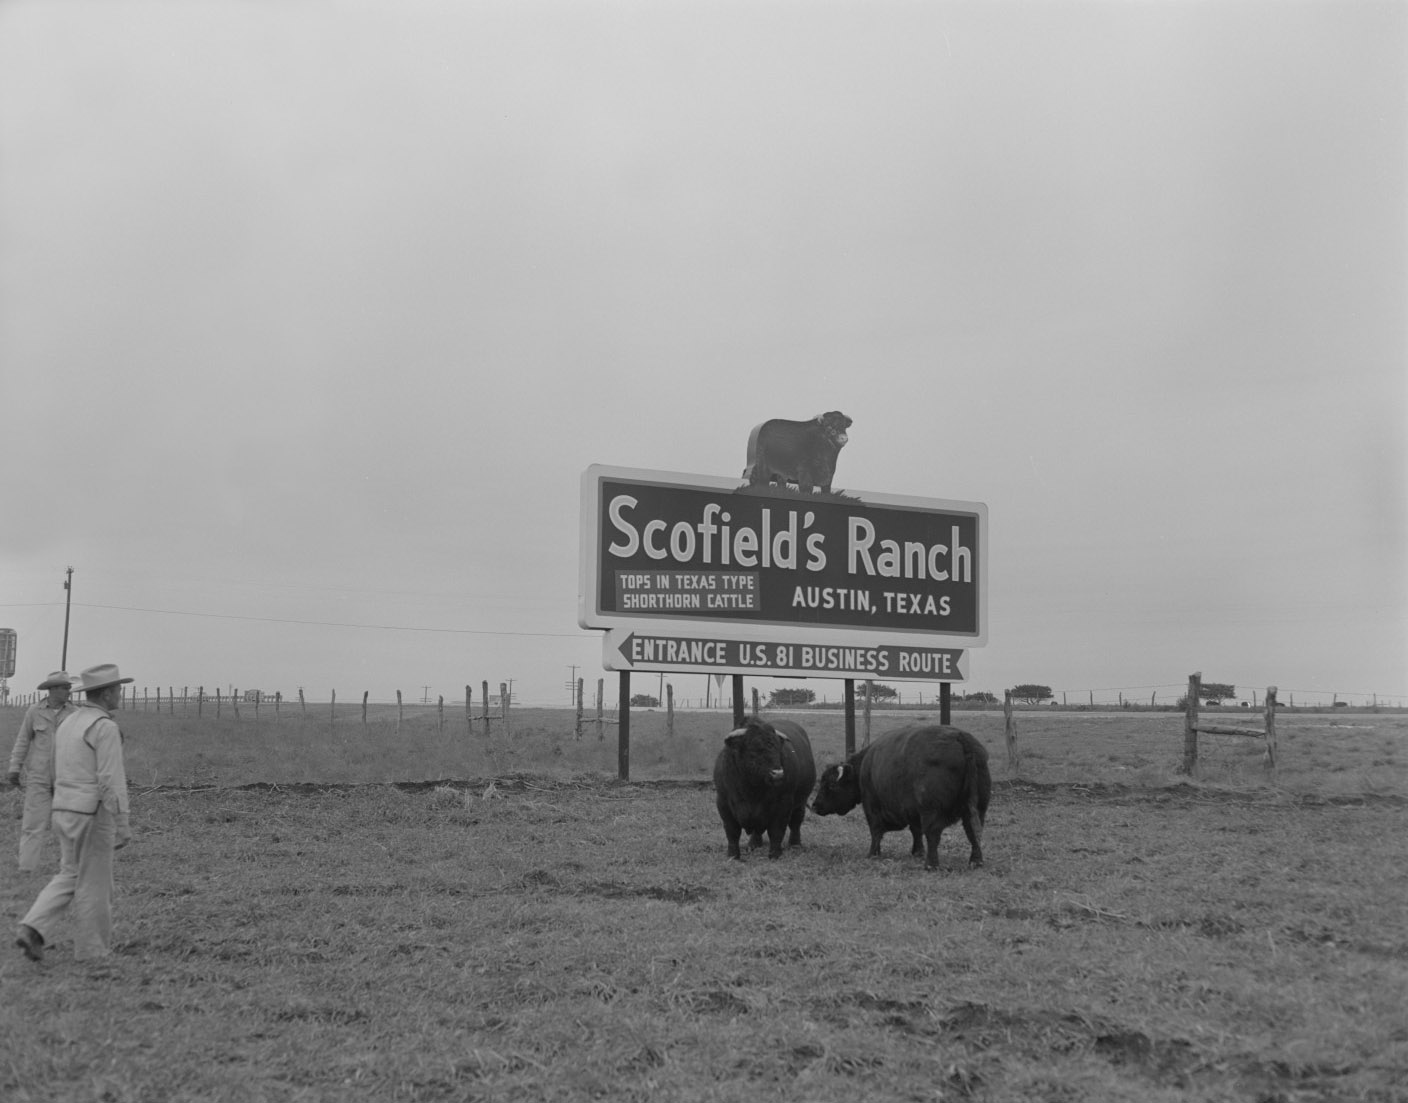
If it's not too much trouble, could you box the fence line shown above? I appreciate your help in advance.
[1,679,1405,713]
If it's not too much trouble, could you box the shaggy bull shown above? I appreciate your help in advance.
[811,725,991,870]
[713,718,817,860]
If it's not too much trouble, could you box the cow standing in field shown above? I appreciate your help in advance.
[713,718,817,860]
[811,725,991,870]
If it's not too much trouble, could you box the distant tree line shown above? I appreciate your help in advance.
[764,685,1001,708]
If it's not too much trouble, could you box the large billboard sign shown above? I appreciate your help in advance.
[579,465,987,658]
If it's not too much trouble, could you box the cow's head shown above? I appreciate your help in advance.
[724,719,791,787]
[810,761,862,816]
[814,411,852,450]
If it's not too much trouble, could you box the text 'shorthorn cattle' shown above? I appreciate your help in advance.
[743,411,852,494]
[811,724,991,870]
[713,718,817,860]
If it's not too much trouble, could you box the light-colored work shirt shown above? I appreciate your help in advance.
[51,703,130,828]
[8,700,77,785]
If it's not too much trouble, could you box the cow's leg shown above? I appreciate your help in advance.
[721,813,743,860]
[766,820,787,859]
[747,831,765,850]
[961,809,985,868]
[920,811,945,871]
[787,803,805,847]
[863,806,885,858]
[909,822,924,857]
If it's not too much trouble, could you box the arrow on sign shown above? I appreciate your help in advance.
[605,630,965,681]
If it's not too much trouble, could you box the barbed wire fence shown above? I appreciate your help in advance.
[1,678,1404,713]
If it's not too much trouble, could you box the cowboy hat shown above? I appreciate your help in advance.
[74,663,135,694]
[37,671,73,691]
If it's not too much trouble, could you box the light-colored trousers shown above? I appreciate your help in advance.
[22,807,117,959]
[17,779,54,872]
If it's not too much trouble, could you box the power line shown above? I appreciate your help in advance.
[47,601,588,640]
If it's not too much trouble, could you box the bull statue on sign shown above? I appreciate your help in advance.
[742,411,852,495]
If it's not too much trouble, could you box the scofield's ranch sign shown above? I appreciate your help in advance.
[579,465,987,681]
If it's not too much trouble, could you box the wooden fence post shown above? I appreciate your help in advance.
[1264,686,1278,769]
[575,678,584,741]
[275,691,281,721]
[232,689,240,721]
[1182,672,1201,773]
[198,686,204,718]
[596,678,605,741]
[254,691,260,722]
[482,681,491,736]
[330,689,336,728]
[395,690,401,734]
[465,685,472,735]
[299,688,306,715]
[1004,690,1021,776]
[751,687,760,718]
[666,683,674,739]
[363,691,370,727]
[215,687,222,719]
[500,682,511,737]
[437,695,444,735]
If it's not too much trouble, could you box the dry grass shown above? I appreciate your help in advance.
[96,700,1408,799]
[2,706,1405,1101]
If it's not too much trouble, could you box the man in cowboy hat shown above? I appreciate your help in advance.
[7,671,77,872]
[16,663,134,963]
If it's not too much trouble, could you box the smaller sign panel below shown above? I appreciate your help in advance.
[603,627,966,682]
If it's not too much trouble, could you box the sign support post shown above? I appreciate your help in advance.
[618,671,630,781]
[844,680,857,756]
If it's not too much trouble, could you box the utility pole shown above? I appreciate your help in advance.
[421,685,431,705]
[61,567,74,669]
[565,666,579,706]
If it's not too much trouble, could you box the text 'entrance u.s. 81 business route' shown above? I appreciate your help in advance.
[602,628,968,682]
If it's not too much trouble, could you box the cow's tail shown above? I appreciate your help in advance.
[960,733,984,830]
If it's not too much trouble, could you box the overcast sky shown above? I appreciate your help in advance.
[2,1,1404,708]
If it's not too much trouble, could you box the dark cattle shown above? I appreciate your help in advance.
[743,411,852,494]
[811,725,991,870]
[713,718,817,860]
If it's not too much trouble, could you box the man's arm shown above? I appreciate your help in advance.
[7,706,36,782]
[91,718,132,847]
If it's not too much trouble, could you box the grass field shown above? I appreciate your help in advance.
[2,705,1405,1101]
